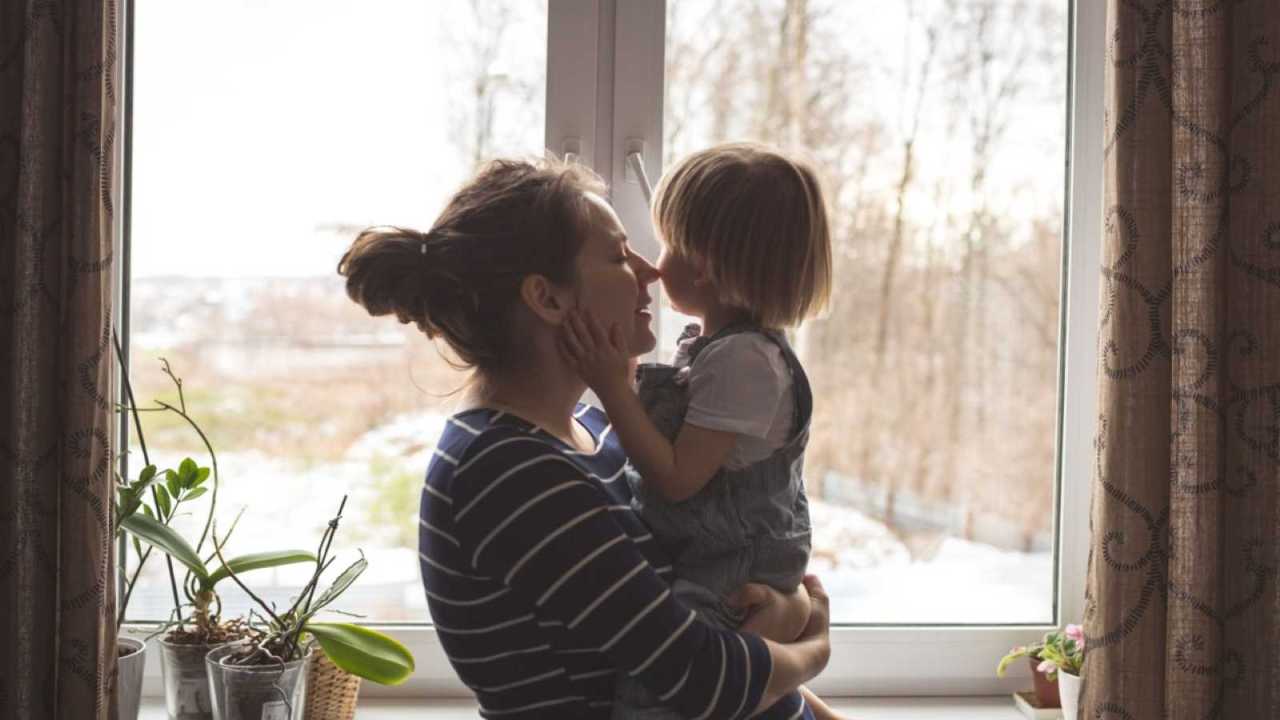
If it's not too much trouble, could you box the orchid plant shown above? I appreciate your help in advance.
[997,624,1085,681]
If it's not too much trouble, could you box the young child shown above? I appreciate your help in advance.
[561,143,841,720]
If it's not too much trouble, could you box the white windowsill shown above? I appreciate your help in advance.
[139,695,1025,719]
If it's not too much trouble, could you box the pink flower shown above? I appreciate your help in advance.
[1065,624,1085,650]
[1037,659,1057,674]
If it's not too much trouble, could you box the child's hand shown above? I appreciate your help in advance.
[728,581,812,643]
[560,309,632,397]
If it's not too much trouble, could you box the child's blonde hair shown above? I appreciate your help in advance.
[651,143,832,329]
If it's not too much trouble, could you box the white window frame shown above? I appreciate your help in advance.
[122,0,1105,698]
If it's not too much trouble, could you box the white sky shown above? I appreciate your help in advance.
[131,0,1065,279]
[131,0,546,278]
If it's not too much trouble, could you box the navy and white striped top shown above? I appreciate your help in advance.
[419,405,797,719]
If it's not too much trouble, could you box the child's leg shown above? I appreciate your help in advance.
[800,686,850,720]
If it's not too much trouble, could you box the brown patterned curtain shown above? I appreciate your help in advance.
[1085,1,1280,718]
[1,1,123,719]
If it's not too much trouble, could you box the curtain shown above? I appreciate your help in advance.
[0,1,123,718]
[1085,1,1280,717]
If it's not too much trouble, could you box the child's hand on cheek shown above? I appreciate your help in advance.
[560,309,633,399]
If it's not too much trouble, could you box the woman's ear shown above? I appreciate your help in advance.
[519,274,572,325]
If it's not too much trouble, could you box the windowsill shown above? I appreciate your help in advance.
[139,695,1025,719]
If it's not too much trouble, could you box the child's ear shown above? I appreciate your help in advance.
[520,274,572,324]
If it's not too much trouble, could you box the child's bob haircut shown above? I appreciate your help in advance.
[651,143,832,329]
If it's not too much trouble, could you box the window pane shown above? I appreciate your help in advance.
[663,0,1068,623]
[126,0,546,623]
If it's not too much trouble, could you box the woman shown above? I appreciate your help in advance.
[338,158,829,719]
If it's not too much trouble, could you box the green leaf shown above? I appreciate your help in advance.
[310,557,368,613]
[179,458,198,484]
[166,471,180,498]
[120,512,208,580]
[132,536,142,559]
[141,504,155,519]
[155,485,172,519]
[117,488,141,521]
[164,469,179,490]
[184,487,208,502]
[305,623,414,685]
[205,550,316,589]
[131,465,158,491]
[192,467,211,488]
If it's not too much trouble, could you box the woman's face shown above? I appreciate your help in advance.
[573,193,660,356]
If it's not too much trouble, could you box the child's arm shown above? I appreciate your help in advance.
[562,311,734,502]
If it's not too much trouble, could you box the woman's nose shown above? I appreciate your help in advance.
[630,253,661,286]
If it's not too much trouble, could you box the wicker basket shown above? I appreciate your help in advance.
[305,646,362,720]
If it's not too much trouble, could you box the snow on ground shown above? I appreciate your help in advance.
[129,410,1051,625]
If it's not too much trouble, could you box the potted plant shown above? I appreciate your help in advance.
[114,340,315,720]
[153,496,414,719]
[1038,625,1084,719]
[997,624,1085,714]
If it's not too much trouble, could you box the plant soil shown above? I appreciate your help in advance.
[222,634,305,668]
[164,617,257,646]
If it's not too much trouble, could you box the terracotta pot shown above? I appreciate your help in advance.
[1029,656,1061,708]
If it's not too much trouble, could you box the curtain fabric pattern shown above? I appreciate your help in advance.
[0,1,122,718]
[1086,1,1280,717]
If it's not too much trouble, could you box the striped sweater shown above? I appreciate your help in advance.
[419,406,804,718]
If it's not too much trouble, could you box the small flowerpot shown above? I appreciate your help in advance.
[1058,670,1082,720]
[160,636,227,719]
[1029,656,1061,708]
[117,637,147,720]
[206,643,312,720]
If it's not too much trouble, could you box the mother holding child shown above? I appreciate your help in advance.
[338,143,843,719]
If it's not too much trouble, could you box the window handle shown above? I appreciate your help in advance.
[625,149,653,205]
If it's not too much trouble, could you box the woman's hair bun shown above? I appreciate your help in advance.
[336,158,607,372]
[337,227,455,337]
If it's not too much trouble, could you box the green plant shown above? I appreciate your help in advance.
[113,334,314,640]
[997,624,1085,681]
[205,497,415,685]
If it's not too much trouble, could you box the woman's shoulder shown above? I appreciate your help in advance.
[446,409,561,467]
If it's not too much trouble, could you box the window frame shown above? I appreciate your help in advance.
[120,0,1104,698]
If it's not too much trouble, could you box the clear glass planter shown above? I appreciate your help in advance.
[205,643,311,720]
[160,637,225,719]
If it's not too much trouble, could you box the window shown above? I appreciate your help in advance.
[121,0,1103,695]
[662,0,1068,625]
[124,0,547,624]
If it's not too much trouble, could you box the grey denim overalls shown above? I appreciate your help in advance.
[613,323,813,719]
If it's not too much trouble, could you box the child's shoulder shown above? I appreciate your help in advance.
[697,327,789,369]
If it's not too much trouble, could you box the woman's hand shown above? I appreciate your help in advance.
[728,582,812,643]
[560,309,632,398]
[754,575,832,714]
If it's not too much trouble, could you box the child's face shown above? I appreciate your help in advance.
[656,243,709,318]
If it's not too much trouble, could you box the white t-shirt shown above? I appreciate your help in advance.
[674,332,794,470]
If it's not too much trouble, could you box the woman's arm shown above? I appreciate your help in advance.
[754,576,831,714]
[449,430,826,719]
[562,311,733,501]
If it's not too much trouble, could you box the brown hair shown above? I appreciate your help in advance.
[651,143,832,328]
[337,157,606,372]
